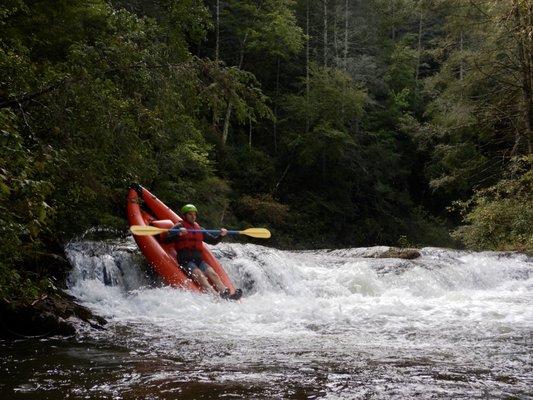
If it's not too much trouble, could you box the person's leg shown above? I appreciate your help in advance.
[203,265,227,293]
[201,262,242,300]
[188,263,217,294]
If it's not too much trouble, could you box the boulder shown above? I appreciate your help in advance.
[0,290,106,339]
[377,247,421,259]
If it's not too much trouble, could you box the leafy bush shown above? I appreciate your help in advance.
[452,156,533,251]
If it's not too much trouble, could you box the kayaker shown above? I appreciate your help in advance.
[164,204,242,301]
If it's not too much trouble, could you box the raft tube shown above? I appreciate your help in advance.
[126,184,236,294]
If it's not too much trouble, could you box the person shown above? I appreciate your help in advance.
[164,204,242,300]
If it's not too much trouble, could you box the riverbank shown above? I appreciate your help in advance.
[0,288,106,339]
[0,240,107,338]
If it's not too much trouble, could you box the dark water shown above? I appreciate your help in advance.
[1,241,532,399]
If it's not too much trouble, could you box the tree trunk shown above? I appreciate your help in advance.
[523,0,533,154]
[415,2,423,81]
[222,103,232,145]
[249,115,252,148]
[215,0,220,62]
[513,0,533,155]
[273,56,280,154]
[459,30,464,81]
[213,0,220,134]
[306,0,310,134]
[222,33,248,145]
[333,0,339,65]
[238,33,247,69]
[391,0,396,41]
[344,0,349,71]
[321,151,326,183]
[323,0,328,67]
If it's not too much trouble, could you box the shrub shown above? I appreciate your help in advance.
[452,156,533,251]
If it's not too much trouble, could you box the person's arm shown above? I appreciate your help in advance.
[163,223,185,243]
[201,227,227,245]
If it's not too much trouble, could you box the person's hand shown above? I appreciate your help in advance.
[220,228,228,237]
[179,227,187,235]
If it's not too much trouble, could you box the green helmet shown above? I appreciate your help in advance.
[181,204,198,214]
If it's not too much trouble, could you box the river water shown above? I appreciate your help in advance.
[1,239,532,399]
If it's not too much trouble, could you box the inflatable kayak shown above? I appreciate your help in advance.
[126,183,236,294]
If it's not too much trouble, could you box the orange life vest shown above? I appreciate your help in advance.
[174,220,203,251]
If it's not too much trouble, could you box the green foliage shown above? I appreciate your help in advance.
[411,0,532,205]
[0,261,52,305]
[247,0,304,59]
[219,0,303,64]
[0,0,274,300]
[236,194,289,226]
[452,156,533,251]
[0,109,55,301]
[1,0,530,309]
[386,43,418,93]
[283,66,366,167]
[278,64,442,247]
[223,146,276,194]
[0,109,55,261]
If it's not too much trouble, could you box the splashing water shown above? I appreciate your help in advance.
[2,239,532,399]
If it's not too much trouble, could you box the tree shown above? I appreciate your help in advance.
[410,0,532,208]
[214,0,303,145]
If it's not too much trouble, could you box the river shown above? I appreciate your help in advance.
[1,239,532,399]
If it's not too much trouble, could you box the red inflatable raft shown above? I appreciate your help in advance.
[126,184,236,293]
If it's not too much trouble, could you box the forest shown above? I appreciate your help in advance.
[1,0,532,302]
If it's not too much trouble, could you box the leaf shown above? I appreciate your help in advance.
[0,181,10,195]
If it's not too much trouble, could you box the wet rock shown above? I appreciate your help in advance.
[0,290,106,339]
[324,246,421,259]
[348,246,421,259]
[377,248,421,259]
[38,251,72,285]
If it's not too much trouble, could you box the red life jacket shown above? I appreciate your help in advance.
[174,219,203,251]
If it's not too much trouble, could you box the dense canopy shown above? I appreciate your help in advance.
[1,0,531,301]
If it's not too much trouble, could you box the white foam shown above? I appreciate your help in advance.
[66,242,532,329]
[64,240,533,394]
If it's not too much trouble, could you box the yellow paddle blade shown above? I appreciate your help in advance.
[238,228,271,239]
[130,225,169,236]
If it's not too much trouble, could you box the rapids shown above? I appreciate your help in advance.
[2,238,532,399]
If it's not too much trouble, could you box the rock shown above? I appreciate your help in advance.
[377,247,421,259]
[42,252,72,283]
[0,290,106,339]
[325,246,421,259]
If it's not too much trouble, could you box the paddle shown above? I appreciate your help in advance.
[130,225,271,239]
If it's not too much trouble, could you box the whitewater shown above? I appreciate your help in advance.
[4,238,532,399]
